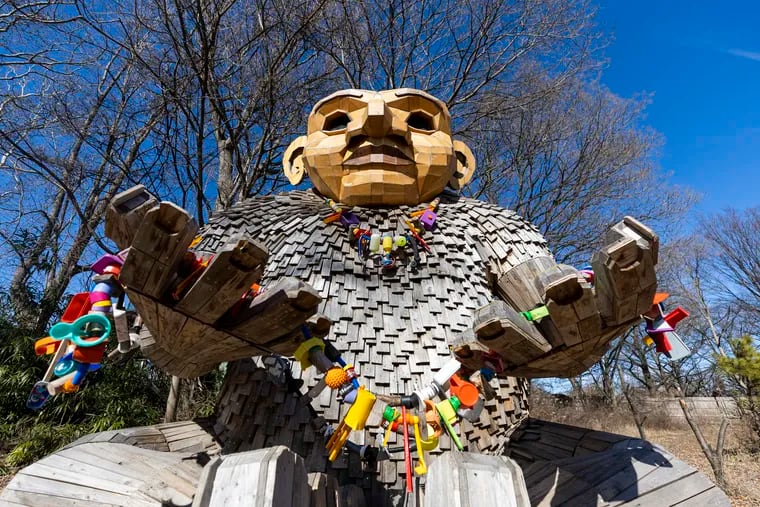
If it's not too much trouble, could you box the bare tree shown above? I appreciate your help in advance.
[679,397,730,490]
[0,2,164,332]
[701,207,760,323]
[588,334,627,406]
[468,73,697,265]
[311,0,601,108]
[90,0,335,216]
[0,0,699,343]
[618,364,647,440]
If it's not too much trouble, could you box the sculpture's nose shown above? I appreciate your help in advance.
[364,99,391,136]
[347,97,395,141]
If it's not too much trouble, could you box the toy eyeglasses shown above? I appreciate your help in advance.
[49,314,111,348]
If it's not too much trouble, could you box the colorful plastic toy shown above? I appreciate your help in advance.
[326,386,376,461]
[27,313,111,409]
[643,293,690,360]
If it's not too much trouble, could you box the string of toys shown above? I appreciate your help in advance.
[292,327,485,493]
[323,197,438,271]
[27,253,140,409]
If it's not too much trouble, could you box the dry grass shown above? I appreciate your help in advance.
[531,394,760,507]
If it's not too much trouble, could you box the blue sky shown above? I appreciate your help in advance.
[597,0,760,217]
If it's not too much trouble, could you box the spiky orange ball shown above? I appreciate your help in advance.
[324,367,348,389]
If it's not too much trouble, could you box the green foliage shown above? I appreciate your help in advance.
[1,421,83,467]
[183,369,226,420]
[717,336,760,396]
[0,313,170,470]
[717,335,760,438]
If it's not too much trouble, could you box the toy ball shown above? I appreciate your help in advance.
[324,367,348,389]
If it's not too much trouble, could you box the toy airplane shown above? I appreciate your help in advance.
[642,293,690,361]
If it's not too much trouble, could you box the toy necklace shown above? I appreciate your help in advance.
[323,197,439,272]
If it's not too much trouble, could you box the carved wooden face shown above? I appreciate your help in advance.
[284,88,475,206]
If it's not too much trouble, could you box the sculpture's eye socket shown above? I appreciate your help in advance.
[323,112,350,132]
[407,111,435,131]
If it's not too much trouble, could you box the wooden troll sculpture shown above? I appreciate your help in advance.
[4,89,661,507]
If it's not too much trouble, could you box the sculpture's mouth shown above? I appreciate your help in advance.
[343,137,413,167]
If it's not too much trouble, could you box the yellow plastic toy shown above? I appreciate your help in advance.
[412,416,427,475]
[381,407,430,475]
[294,337,325,369]
[326,386,376,461]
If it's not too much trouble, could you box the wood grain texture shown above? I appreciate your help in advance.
[0,442,204,507]
[424,452,530,507]
[506,419,730,507]
[197,190,541,498]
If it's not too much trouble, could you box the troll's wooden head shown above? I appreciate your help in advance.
[283,88,475,206]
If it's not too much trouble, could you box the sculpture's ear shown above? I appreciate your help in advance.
[283,136,307,185]
[450,139,476,190]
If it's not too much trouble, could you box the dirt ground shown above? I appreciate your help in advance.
[531,400,760,506]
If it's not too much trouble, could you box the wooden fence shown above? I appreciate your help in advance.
[638,397,741,419]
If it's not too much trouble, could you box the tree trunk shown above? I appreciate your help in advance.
[618,365,647,440]
[215,135,235,211]
[165,375,181,423]
[678,398,729,490]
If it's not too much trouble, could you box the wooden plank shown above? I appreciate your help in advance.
[226,277,321,350]
[523,430,577,455]
[425,452,530,507]
[671,487,730,506]
[154,300,188,348]
[0,495,32,506]
[511,441,574,462]
[596,457,682,504]
[37,452,148,488]
[339,485,365,507]
[6,474,154,507]
[166,435,215,453]
[1,487,121,507]
[538,476,599,507]
[473,301,551,367]
[160,425,209,440]
[611,458,711,504]
[591,217,657,327]
[617,472,714,506]
[57,444,200,496]
[531,421,590,441]
[127,291,267,377]
[202,446,309,507]
[563,452,643,484]
[191,456,222,507]
[105,185,159,251]
[522,461,562,484]
[551,449,670,505]
[158,420,203,431]
[175,238,268,324]
[528,468,593,507]
[120,202,198,299]
[495,256,556,311]
[15,462,143,499]
[308,472,339,507]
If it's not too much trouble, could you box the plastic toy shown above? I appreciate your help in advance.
[643,293,691,360]
[448,374,479,408]
[27,313,111,408]
[326,386,376,461]
[436,397,464,451]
